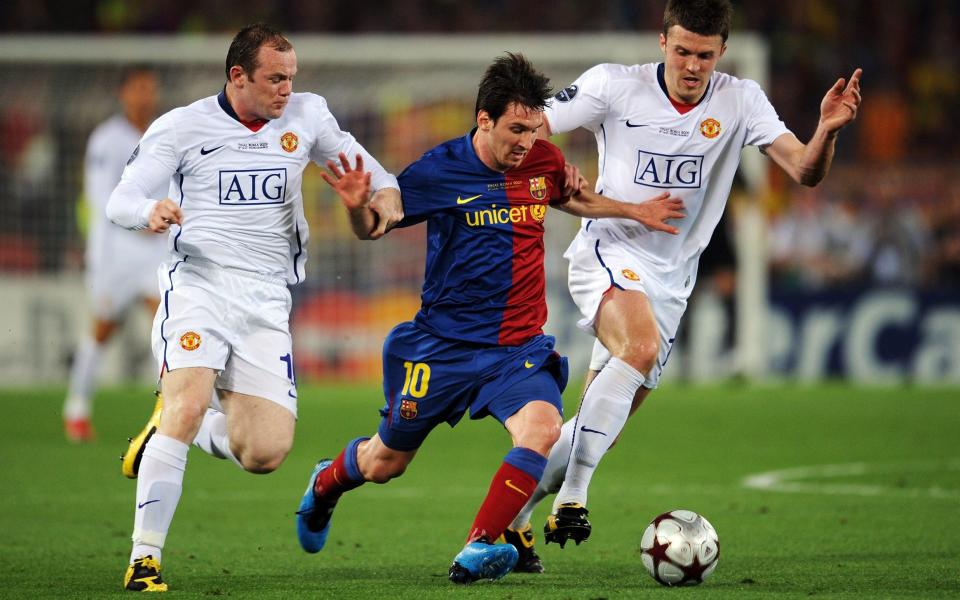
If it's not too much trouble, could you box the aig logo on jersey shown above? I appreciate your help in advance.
[219,168,288,205]
[634,150,703,189]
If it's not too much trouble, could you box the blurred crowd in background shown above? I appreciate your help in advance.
[2,0,958,290]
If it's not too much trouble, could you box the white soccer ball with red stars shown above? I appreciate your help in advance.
[640,509,719,586]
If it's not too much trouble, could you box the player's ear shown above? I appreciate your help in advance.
[228,65,246,87]
[477,110,492,132]
[659,32,667,54]
[719,43,727,59]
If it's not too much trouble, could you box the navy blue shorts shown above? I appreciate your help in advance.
[376,322,569,451]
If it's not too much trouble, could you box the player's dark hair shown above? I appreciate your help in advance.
[663,0,733,42]
[225,23,293,81]
[475,53,553,122]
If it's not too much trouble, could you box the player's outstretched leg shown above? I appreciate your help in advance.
[121,392,164,479]
[296,437,368,553]
[544,502,592,548]
[498,525,544,573]
[123,555,167,592]
[448,539,519,584]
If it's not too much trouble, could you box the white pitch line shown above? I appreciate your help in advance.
[741,459,960,500]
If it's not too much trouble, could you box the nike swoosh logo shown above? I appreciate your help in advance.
[524,360,534,369]
[580,426,607,436]
[200,145,225,155]
[625,120,648,128]
[288,389,298,399]
[138,499,160,509]
[456,194,482,205]
[505,479,529,497]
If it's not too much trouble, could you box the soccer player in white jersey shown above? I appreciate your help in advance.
[63,68,165,443]
[106,24,401,592]
[502,0,862,571]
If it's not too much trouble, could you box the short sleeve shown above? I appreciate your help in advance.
[395,157,435,228]
[742,80,792,148]
[544,64,611,135]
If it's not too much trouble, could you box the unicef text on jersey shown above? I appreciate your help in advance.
[634,151,703,189]
[219,168,288,205]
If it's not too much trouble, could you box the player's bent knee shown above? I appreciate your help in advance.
[237,447,288,474]
[620,340,659,374]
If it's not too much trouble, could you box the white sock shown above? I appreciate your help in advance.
[63,337,102,420]
[192,407,242,468]
[510,417,577,529]
[554,357,645,509]
[130,434,188,564]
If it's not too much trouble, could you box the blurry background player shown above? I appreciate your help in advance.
[107,24,401,592]
[63,67,165,443]
[295,53,682,585]
[505,0,862,568]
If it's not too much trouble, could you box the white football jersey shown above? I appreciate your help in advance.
[107,90,398,285]
[547,62,791,296]
[84,114,167,275]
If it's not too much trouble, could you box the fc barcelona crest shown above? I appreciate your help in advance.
[280,131,299,152]
[529,176,548,201]
[400,399,418,420]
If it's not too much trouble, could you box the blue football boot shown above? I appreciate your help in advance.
[448,540,519,584]
[296,459,336,553]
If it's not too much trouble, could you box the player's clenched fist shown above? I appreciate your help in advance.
[148,199,183,233]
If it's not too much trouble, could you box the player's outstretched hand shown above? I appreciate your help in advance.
[148,199,183,233]
[322,152,372,211]
[627,192,685,235]
[820,68,862,134]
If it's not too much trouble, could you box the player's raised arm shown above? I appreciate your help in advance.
[557,186,686,235]
[764,68,862,187]
[322,152,402,240]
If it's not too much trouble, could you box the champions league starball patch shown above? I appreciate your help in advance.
[554,85,579,102]
[126,144,140,165]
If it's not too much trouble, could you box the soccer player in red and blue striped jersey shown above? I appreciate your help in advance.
[295,53,683,584]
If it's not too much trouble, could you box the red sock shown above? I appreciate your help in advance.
[313,447,364,502]
[466,462,538,543]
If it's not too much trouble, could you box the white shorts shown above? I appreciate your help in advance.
[564,233,689,388]
[151,259,298,417]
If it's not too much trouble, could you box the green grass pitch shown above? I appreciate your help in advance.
[1,383,958,598]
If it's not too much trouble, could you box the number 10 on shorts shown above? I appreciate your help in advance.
[401,361,430,398]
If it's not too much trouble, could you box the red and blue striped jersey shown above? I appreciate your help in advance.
[396,130,567,346]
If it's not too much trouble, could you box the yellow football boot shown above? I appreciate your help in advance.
[123,555,167,592]
[121,392,163,479]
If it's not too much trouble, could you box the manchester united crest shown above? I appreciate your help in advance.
[699,118,721,139]
[621,269,641,281]
[180,331,201,351]
[528,176,548,201]
[400,399,418,420]
[530,204,547,223]
[280,131,299,153]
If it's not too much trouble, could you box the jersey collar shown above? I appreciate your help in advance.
[217,87,270,131]
[656,63,710,113]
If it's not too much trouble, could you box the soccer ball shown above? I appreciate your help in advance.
[640,509,719,586]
